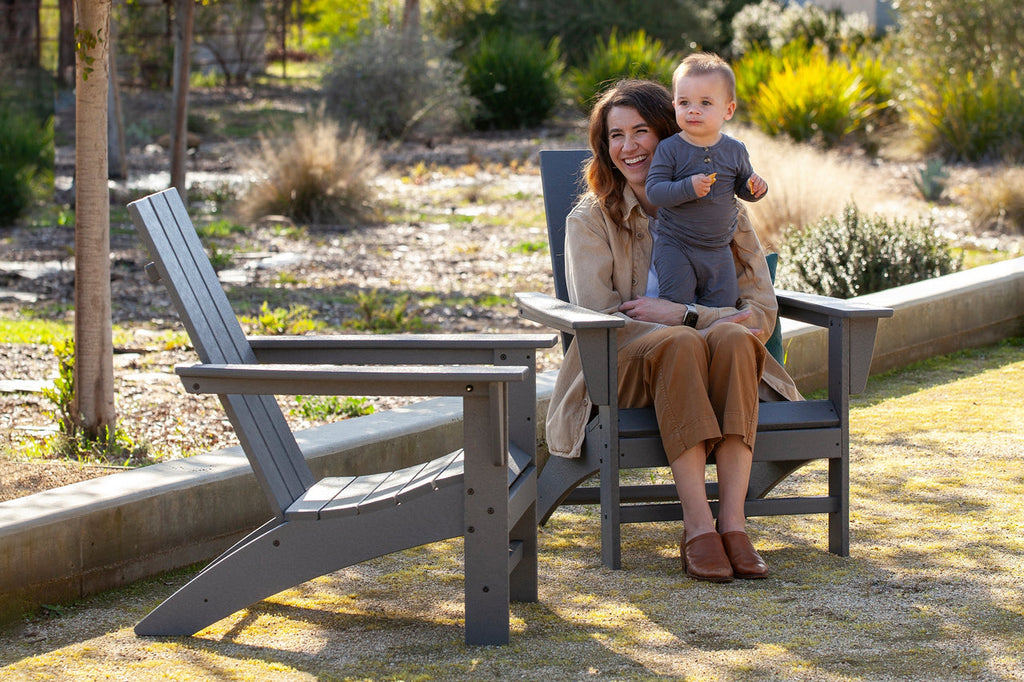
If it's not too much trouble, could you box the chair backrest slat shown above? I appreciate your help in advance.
[539,149,591,305]
[129,189,315,514]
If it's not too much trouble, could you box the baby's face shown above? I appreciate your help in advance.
[673,74,736,144]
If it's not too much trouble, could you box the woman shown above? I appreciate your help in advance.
[545,79,802,582]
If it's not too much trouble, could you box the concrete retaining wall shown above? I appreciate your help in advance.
[1,257,1021,624]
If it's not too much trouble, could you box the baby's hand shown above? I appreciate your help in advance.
[692,173,716,198]
[747,173,767,198]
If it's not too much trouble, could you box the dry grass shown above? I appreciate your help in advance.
[2,339,1022,680]
[955,166,1024,236]
[239,107,381,227]
[739,125,887,248]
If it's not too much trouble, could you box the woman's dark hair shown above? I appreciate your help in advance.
[585,79,680,229]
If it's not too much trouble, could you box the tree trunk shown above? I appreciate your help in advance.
[58,0,75,86]
[170,0,194,200]
[73,0,115,439]
[402,0,420,38]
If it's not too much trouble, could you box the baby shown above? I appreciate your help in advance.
[645,52,767,311]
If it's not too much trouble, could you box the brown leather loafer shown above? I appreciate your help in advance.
[720,530,769,579]
[681,531,734,582]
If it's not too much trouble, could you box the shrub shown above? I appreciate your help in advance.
[732,0,871,57]
[890,0,1022,87]
[462,30,563,129]
[322,25,473,141]
[0,102,53,226]
[567,29,677,113]
[892,0,1024,161]
[742,46,880,147]
[905,70,1024,162]
[240,107,380,227]
[437,0,717,68]
[777,203,962,298]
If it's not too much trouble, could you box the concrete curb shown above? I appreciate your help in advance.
[2,257,1022,623]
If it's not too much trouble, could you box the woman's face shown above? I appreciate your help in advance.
[606,105,660,192]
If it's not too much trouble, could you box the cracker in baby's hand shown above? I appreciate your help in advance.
[708,172,717,184]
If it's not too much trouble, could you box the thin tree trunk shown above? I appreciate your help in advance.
[58,0,75,86]
[107,18,127,180]
[171,0,194,200]
[73,0,115,439]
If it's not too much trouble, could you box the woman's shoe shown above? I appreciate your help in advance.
[681,531,734,582]
[719,530,769,579]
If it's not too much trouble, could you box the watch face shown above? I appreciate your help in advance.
[683,309,698,327]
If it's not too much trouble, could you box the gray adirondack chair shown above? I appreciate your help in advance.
[516,149,893,569]
[128,188,556,645]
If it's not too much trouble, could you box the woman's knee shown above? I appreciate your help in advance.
[705,322,760,355]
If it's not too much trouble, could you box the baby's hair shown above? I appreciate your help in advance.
[673,52,736,102]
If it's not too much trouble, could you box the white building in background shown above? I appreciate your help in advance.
[805,0,898,31]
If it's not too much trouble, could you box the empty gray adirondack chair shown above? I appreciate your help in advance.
[128,188,556,645]
[516,149,894,569]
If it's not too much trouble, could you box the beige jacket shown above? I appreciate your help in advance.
[545,187,802,459]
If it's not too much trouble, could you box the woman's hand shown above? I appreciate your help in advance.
[619,296,686,326]
[708,308,762,337]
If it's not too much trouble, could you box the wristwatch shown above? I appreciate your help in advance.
[682,304,699,328]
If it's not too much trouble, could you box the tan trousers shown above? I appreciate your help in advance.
[617,323,766,462]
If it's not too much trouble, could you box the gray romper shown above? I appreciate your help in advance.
[645,133,762,307]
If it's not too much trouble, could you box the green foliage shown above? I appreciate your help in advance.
[323,25,473,140]
[39,339,149,465]
[913,159,948,202]
[510,240,548,254]
[892,0,1023,161]
[905,70,1024,162]
[240,301,325,335]
[890,0,1022,87]
[463,31,563,130]
[291,395,375,420]
[731,0,871,57]
[778,203,962,298]
[113,0,172,88]
[206,242,234,271]
[241,107,381,227]
[0,101,54,226]
[344,289,426,332]
[440,0,718,68]
[196,218,246,239]
[567,29,677,113]
[284,0,372,55]
[739,45,882,147]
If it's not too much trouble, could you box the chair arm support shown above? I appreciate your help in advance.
[175,363,526,397]
[248,333,557,365]
[775,290,893,396]
[515,292,625,334]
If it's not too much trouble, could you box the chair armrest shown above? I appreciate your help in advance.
[248,332,557,365]
[776,289,893,327]
[514,292,625,334]
[175,363,527,397]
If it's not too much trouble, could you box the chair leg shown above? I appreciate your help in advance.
[135,487,463,637]
[828,453,850,556]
